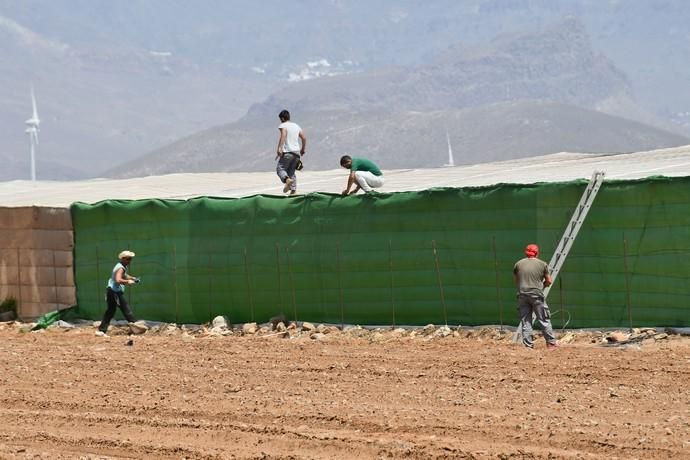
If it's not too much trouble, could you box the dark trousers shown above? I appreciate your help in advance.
[518,293,557,347]
[99,288,136,332]
[276,152,300,190]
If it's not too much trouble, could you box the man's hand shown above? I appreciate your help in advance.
[341,170,357,196]
[299,129,306,155]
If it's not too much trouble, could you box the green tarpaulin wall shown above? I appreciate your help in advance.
[71,176,690,328]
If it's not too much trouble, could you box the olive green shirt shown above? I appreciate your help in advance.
[513,257,550,297]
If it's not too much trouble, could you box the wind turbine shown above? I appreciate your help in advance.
[25,86,40,181]
[443,130,455,167]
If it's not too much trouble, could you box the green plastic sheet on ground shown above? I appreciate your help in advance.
[31,306,79,330]
[71,177,690,328]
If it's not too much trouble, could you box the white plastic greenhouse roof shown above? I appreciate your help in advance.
[3,145,690,208]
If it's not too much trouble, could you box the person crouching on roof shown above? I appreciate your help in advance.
[340,155,384,195]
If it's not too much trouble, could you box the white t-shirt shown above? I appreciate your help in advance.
[278,121,302,153]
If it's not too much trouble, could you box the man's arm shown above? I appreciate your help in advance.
[342,170,356,195]
[543,273,553,287]
[115,268,135,286]
[276,128,286,158]
[299,130,306,155]
[543,265,552,287]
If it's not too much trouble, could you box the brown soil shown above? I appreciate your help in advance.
[0,323,688,459]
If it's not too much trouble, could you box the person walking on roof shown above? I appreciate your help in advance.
[96,250,140,337]
[276,110,306,195]
[340,155,384,195]
[513,244,558,349]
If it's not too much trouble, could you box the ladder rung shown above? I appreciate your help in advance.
[545,171,606,297]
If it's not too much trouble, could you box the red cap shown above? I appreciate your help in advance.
[524,244,539,257]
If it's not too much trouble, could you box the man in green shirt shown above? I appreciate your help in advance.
[513,243,558,349]
[340,155,384,195]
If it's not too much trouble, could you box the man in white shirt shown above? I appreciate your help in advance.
[276,110,306,195]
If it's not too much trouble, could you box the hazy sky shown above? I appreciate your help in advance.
[1,0,689,179]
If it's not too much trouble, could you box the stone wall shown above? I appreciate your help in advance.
[0,207,75,319]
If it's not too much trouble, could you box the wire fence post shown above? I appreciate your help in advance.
[285,246,297,322]
[389,239,396,328]
[173,244,179,324]
[127,242,132,308]
[227,249,233,321]
[432,240,448,326]
[244,247,254,322]
[275,243,283,315]
[16,247,23,317]
[207,253,213,323]
[52,249,59,311]
[623,233,633,331]
[492,236,503,330]
[95,245,101,311]
[336,242,344,329]
[558,276,566,330]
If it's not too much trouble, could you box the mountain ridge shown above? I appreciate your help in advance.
[109,21,688,178]
[2,1,689,180]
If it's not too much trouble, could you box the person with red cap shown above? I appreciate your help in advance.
[513,244,558,348]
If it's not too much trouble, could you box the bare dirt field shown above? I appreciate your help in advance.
[0,322,688,459]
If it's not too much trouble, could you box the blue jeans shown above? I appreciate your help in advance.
[276,152,300,191]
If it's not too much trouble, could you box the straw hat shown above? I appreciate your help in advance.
[118,250,136,259]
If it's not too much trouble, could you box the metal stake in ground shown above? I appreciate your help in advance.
[52,249,59,311]
[207,253,213,323]
[389,239,396,327]
[336,242,344,329]
[623,233,633,332]
[432,240,448,326]
[285,246,297,322]
[173,244,179,324]
[492,236,503,330]
[95,245,101,313]
[243,247,255,322]
[559,276,565,329]
[16,247,23,316]
[127,242,133,308]
[275,243,283,316]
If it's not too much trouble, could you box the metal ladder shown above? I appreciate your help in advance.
[513,171,606,343]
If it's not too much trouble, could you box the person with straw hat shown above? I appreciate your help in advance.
[96,250,140,337]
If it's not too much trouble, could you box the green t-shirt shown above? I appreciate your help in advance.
[351,157,382,176]
[513,257,549,296]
